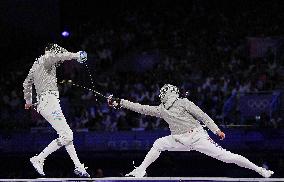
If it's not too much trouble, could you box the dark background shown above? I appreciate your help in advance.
[1,0,284,179]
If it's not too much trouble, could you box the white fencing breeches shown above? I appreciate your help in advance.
[38,91,73,146]
[36,91,83,167]
[139,126,260,173]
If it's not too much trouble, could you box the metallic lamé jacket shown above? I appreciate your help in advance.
[120,98,220,135]
[23,52,80,104]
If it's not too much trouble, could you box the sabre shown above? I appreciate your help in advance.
[60,80,109,99]
[62,54,110,99]
[78,54,109,100]
[29,80,109,111]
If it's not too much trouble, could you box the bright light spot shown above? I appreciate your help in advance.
[61,31,70,37]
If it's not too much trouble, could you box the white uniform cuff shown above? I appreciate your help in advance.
[26,100,32,105]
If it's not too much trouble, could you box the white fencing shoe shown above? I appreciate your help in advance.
[74,163,90,177]
[125,167,146,178]
[258,167,274,178]
[30,156,45,176]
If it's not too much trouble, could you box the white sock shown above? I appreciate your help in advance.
[37,139,61,159]
[139,147,161,171]
[65,142,81,167]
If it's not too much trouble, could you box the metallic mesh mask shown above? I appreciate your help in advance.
[45,43,68,54]
[159,84,179,102]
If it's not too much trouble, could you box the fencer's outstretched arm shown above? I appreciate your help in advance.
[117,99,162,118]
[23,64,34,105]
[43,52,80,70]
[185,99,221,135]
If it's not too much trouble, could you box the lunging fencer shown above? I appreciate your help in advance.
[23,43,90,177]
[108,84,274,178]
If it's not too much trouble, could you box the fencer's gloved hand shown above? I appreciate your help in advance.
[78,51,87,63]
[216,130,225,140]
[107,95,121,109]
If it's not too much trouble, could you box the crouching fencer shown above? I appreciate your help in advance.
[23,43,90,177]
[108,84,274,178]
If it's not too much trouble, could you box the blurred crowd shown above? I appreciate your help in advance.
[1,1,284,132]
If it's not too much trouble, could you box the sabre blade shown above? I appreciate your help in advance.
[71,82,107,98]
[83,63,97,92]
[60,80,108,99]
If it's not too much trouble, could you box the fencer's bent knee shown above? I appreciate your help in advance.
[152,138,165,151]
[56,130,73,146]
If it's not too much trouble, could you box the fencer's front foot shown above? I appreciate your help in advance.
[258,167,274,178]
[30,156,45,176]
[125,167,146,178]
[74,163,90,178]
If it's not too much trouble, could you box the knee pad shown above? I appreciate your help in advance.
[56,130,73,146]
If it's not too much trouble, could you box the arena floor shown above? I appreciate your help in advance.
[1,177,283,182]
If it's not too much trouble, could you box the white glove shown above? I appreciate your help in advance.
[78,51,87,63]
[107,95,121,109]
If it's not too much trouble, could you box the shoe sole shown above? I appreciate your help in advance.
[74,170,90,178]
[125,173,146,178]
[267,171,274,178]
[30,158,45,176]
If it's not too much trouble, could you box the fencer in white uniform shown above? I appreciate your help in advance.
[23,43,90,177]
[108,84,274,178]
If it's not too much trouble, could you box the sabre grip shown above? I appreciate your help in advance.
[107,95,121,109]
[78,51,87,63]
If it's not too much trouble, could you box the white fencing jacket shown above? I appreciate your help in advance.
[23,52,79,104]
[121,95,220,135]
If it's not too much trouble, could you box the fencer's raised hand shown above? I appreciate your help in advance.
[107,95,121,109]
[25,103,33,110]
[216,130,225,140]
[77,51,87,63]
